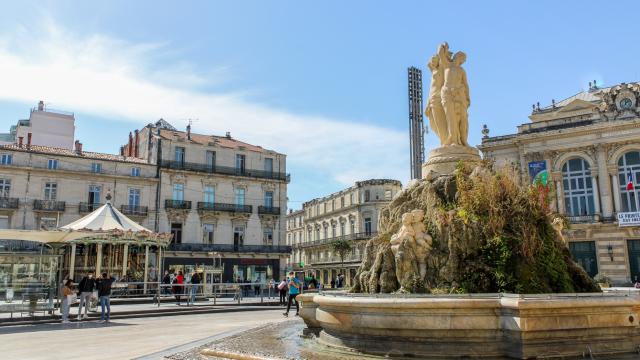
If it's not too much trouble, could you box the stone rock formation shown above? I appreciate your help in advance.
[352,162,600,294]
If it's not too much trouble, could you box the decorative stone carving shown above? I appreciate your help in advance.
[551,217,567,247]
[389,209,432,290]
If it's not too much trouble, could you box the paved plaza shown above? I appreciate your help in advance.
[0,309,292,360]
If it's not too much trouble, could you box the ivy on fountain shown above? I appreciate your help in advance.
[352,161,600,294]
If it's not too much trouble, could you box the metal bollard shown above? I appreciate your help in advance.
[260,287,263,303]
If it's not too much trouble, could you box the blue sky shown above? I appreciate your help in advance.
[0,1,637,209]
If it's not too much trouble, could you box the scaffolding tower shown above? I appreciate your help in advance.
[408,67,425,180]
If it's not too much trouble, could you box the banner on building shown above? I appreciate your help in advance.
[528,161,548,186]
[618,212,640,227]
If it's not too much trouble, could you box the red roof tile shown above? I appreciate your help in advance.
[0,144,149,164]
[157,129,279,154]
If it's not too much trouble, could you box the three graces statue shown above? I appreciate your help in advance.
[425,42,470,147]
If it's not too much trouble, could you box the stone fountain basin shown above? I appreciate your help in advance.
[298,292,640,359]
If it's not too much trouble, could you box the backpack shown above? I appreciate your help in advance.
[277,280,286,290]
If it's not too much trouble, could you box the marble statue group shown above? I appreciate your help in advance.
[425,42,470,147]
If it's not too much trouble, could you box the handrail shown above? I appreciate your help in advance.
[197,202,252,213]
[165,199,192,209]
[299,232,377,248]
[33,199,65,212]
[160,160,288,181]
[167,243,292,253]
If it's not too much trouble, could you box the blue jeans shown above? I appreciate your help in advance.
[190,285,197,303]
[99,296,110,321]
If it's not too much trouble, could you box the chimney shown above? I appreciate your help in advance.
[186,124,191,140]
[37,101,44,111]
[225,131,231,139]
[78,142,83,154]
[18,136,23,148]
[27,133,32,149]
[74,140,80,152]
[134,129,140,158]
[128,132,133,157]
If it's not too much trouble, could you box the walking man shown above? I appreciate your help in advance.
[96,272,114,323]
[190,271,200,305]
[77,272,95,320]
[282,271,301,317]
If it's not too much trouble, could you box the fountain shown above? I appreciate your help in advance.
[297,43,640,359]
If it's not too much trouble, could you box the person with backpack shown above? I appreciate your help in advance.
[282,272,301,317]
[96,272,114,323]
[277,277,287,305]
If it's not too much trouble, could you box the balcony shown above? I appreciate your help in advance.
[300,232,377,249]
[160,160,288,182]
[167,243,292,254]
[165,199,192,210]
[258,206,281,215]
[79,202,102,213]
[197,202,252,214]
[120,205,149,217]
[0,197,19,210]
[566,214,599,224]
[33,199,65,212]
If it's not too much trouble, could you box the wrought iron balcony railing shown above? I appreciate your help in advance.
[160,160,288,182]
[566,214,599,224]
[299,232,377,248]
[79,202,102,213]
[120,205,149,217]
[197,202,252,214]
[33,199,66,212]
[0,197,19,209]
[165,199,192,210]
[167,243,292,254]
[258,206,281,215]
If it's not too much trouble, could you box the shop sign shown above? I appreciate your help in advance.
[617,212,640,227]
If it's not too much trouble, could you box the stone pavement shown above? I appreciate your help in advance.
[0,309,289,360]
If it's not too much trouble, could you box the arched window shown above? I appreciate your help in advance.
[562,158,595,216]
[618,151,640,212]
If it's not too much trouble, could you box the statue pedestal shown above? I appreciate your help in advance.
[422,145,481,178]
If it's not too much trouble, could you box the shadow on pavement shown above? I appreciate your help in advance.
[0,321,132,334]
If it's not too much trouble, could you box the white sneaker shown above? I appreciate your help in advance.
[98,320,105,323]
[82,314,89,319]
[62,320,70,324]
[77,315,82,320]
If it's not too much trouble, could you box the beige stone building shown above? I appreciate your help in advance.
[479,81,640,284]
[288,179,402,287]
[127,120,290,283]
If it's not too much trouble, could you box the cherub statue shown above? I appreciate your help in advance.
[411,209,432,279]
[390,212,415,257]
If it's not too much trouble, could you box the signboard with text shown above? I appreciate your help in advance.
[528,161,548,186]
[617,212,640,227]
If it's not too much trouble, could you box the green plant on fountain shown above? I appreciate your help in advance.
[352,161,600,294]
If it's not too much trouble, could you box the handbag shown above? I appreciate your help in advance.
[67,294,78,304]
[277,281,286,290]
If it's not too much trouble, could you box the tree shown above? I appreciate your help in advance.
[330,238,353,277]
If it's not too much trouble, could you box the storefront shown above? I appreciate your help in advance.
[164,257,280,283]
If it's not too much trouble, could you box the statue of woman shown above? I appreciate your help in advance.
[440,51,470,146]
[425,54,448,145]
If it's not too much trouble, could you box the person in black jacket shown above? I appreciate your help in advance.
[77,272,95,320]
[96,273,114,323]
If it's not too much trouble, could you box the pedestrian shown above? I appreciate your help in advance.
[282,272,301,317]
[309,275,318,290]
[253,278,261,297]
[330,278,335,289]
[278,277,287,305]
[173,271,184,305]
[269,278,275,298]
[61,279,74,324]
[190,271,200,305]
[77,272,95,320]
[162,270,171,296]
[96,272,114,323]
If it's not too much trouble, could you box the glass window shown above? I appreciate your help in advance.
[39,217,57,230]
[323,226,328,239]
[47,159,58,170]
[204,185,215,203]
[264,191,273,207]
[350,220,355,234]
[203,223,214,244]
[235,154,245,173]
[0,154,12,165]
[173,183,184,201]
[175,147,185,164]
[263,227,273,245]
[128,188,141,206]
[341,196,345,208]
[235,188,245,206]
[364,217,372,235]
[316,227,320,241]
[131,167,140,177]
[331,223,336,238]
[562,158,595,216]
[91,163,102,173]
[364,190,370,202]
[264,158,273,174]
[618,151,640,212]
[88,185,101,205]
[0,179,10,198]
[44,182,57,201]
[206,151,216,172]
[385,189,392,200]
[340,222,345,236]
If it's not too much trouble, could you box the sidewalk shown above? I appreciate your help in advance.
[0,296,287,325]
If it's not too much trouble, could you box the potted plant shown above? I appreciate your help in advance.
[594,273,612,288]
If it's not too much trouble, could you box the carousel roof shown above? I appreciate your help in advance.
[60,201,151,232]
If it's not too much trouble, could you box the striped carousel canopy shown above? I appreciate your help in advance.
[60,201,150,232]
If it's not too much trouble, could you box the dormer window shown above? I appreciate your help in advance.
[91,163,102,173]
[47,159,58,170]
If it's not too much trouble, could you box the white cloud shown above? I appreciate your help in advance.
[0,20,407,189]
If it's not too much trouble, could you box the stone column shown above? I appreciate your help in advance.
[596,147,614,217]
[592,175,601,216]
[555,180,565,214]
[122,244,129,278]
[69,243,76,280]
[96,244,103,275]
[610,168,621,213]
[143,245,150,294]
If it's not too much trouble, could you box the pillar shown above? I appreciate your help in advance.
[69,243,76,280]
[83,246,88,269]
[556,180,565,214]
[143,245,150,294]
[611,170,621,214]
[596,147,614,217]
[96,244,103,275]
[122,244,129,279]
[592,175,600,216]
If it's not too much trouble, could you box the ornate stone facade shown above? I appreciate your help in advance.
[479,81,640,284]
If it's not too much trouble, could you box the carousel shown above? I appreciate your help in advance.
[0,194,171,297]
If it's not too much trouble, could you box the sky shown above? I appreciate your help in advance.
[0,1,638,210]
